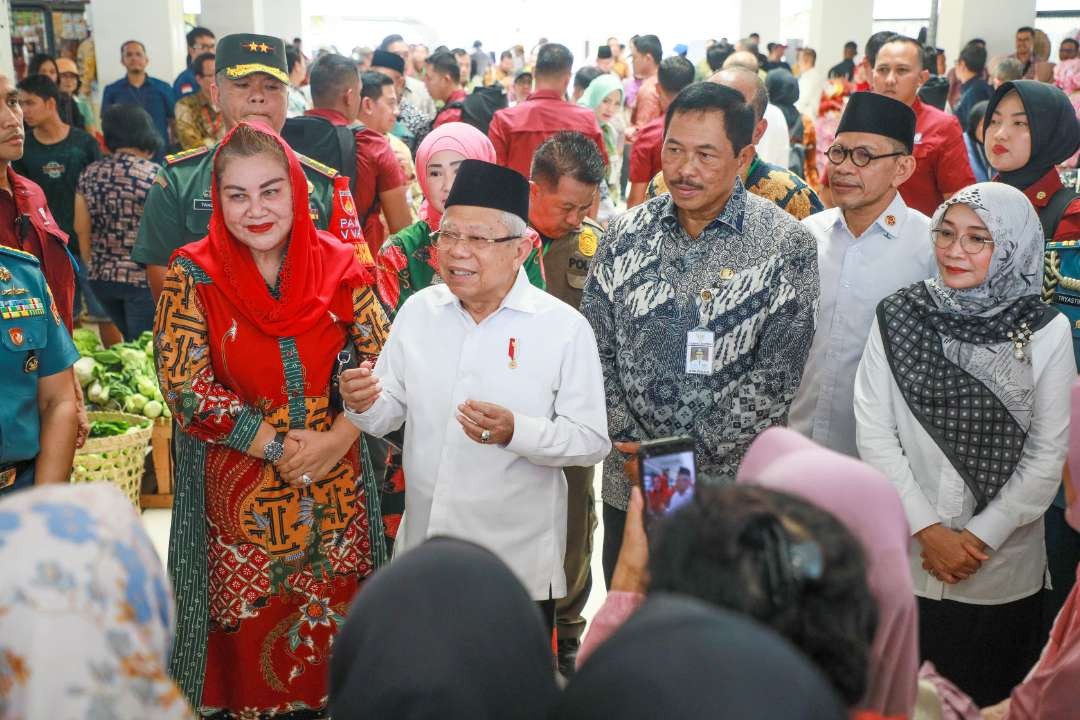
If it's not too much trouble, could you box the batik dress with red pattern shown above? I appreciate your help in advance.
[156,257,389,718]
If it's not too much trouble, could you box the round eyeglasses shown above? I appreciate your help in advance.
[826,144,905,168]
[931,227,995,254]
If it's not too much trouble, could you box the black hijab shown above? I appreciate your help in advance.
[329,537,559,719]
[766,68,803,142]
[984,80,1080,189]
[551,593,847,720]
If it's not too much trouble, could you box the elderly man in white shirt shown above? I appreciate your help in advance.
[342,160,611,630]
[789,92,936,457]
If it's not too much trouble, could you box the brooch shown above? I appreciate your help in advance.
[1007,322,1033,361]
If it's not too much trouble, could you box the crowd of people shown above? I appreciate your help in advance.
[1,15,1080,720]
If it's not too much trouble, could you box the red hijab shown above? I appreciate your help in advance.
[176,122,369,337]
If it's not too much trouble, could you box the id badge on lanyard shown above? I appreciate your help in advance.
[685,288,716,376]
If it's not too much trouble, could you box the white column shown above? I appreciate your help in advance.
[198,0,263,40]
[0,2,13,79]
[806,0,874,72]
[89,0,187,92]
[740,0,781,45]
[260,0,304,45]
[936,0,1036,66]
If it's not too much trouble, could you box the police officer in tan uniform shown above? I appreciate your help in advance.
[528,131,607,676]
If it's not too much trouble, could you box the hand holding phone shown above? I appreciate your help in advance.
[635,437,697,529]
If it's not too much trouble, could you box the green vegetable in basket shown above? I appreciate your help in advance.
[88,419,130,438]
[142,400,164,419]
[124,394,148,414]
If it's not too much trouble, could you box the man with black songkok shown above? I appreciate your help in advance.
[789,91,937,457]
[342,160,611,632]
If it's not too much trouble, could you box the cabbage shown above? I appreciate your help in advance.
[73,357,98,387]
[137,378,159,398]
[124,394,148,413]
[142,400,164,419]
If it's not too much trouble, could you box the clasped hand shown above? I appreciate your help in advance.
[917,524,989,584]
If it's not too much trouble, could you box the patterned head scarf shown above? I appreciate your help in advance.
[0,484,190,718]
[926,182,1045,315]
[876,182,1058,510]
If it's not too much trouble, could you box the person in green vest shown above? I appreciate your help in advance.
[134,33,365,302]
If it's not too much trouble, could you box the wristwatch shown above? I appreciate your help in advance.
[263,431,287,463]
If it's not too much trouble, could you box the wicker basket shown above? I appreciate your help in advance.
[70,411,153,509]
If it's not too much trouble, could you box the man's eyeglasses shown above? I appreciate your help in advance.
[826,144,905,168]
[931,227,995,254]
[431,230,521,248]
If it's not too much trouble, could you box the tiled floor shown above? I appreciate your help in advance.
[141,466,611,626]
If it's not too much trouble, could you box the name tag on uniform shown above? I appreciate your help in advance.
[686,328,715,375]
[193,198,213,212]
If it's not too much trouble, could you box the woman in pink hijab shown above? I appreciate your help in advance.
[374,121,545,312]
[981,377,1080,719]
[737,427,919,718]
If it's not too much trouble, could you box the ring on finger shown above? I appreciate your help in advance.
[480,429,491,444]
[301,473,313,486]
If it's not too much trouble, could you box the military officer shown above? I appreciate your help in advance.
[527,131,607,677]
[0,246,79,495]
[134,33,365,301]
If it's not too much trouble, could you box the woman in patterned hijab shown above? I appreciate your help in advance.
[854,182,1076,706]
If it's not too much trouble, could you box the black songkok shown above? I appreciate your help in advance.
[371,49,406,75]
[445,160,530,224]
[836,91,917,153]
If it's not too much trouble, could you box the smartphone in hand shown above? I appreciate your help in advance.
[636,437,696,529]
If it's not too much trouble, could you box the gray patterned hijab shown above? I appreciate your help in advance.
[926,182,1045,316]
[877,182,1058,510]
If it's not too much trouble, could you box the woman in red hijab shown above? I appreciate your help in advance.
[153,122,389,717]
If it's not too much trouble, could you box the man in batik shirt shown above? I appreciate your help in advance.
[582,81,819,585]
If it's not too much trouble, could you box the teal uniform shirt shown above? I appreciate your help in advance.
[132,144,344,267]
[0,245,79,491]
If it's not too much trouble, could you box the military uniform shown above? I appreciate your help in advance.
[0,246,79,495]
[538,216,603,668]
[132,145,348,268]
[133,32,367,270]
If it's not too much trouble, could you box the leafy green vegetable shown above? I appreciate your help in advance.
[88,419,130,438]
[73,328,102,355]
[75,332,167,418]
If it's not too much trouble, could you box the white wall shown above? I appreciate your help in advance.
[936,0,1037,65]
[0,2,13,78]
[807,0,874,71]
[90,0,188,91]
[198,0,263,40]
[740,0,782,45]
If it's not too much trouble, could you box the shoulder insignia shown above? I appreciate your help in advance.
[154,172,168,189]
[578,225,599,258]
[166,146,211,165]
[297,153,340,179]
[0,245,40,265]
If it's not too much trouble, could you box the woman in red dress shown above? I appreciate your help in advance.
[153,122,389,718]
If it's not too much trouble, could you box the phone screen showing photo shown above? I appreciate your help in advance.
[641,450,696,524]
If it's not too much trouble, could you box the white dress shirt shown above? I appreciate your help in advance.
[346,268,611,599]
[789,193,936,457]
[760,103,792,168]
[796,66,825,119]
[854,312,1075,605]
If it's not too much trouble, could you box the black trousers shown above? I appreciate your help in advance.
[602,503,627,590]
[918,592,1044,707]
[537,597,556,637]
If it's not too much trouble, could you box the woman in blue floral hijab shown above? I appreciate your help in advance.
[0,483,190,718]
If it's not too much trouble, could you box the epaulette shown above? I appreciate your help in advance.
[166,146,211,165]
[1047,239,1080,250]
[0,244,40,264]
[297,153,340,179]
[581,216,604,233]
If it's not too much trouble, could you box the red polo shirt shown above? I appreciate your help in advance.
[434,88,468,128]
[1021,168,1080,240]
[487,89,608,178]
[629,116,665,183]
[304,108,406,255]
[900,97,977,217]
